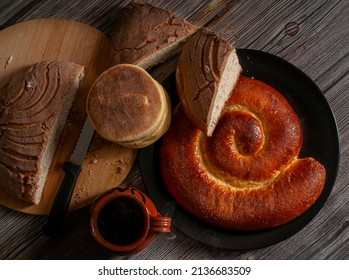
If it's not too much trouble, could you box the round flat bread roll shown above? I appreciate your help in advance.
[87,64,171,149]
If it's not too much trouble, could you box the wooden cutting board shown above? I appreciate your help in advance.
[0,18,137,215]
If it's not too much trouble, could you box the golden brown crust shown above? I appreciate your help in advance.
[160,76,326,231]
[87,64,171,149]
[110,3,197,68]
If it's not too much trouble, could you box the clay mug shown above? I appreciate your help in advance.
[90,186,171,255]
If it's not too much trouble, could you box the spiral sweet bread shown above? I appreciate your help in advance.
[160,76,326,231]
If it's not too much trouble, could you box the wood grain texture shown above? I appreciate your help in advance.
[0,18,137,214]
[0,0,348,260]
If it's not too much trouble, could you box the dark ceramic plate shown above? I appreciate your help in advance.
[139,49,340,250]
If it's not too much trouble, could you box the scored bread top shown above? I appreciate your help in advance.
[176,28,241,136]
[0,61,84,204]
[110,2,197,69]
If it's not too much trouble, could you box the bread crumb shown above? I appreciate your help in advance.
[117,157,130,165]
[4,56,13,68]
[117,166,123,174]
[167,36,176,43]
[25,80,35,90]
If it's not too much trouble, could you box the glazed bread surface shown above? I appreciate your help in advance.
[160,76,326,231]
[0,61,85,204]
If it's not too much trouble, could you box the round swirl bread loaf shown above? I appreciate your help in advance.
[160,76,326,231]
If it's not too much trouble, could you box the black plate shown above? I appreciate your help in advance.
[139,49,340,250]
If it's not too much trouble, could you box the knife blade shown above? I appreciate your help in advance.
[43,117,95,237]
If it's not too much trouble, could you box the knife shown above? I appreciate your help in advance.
[43,117,95,237]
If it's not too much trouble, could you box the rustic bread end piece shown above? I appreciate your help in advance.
[176,28,242,136]
[0,61,84,204]
[110,3,197,69]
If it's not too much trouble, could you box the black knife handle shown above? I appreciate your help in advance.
[43,161,81,237]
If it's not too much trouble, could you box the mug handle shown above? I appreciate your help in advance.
[150,214,172,233]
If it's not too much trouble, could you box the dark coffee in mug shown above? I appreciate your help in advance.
[97,196,147,245]
[90,186,171,254]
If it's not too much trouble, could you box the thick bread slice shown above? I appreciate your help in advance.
[0,61,85,204]
[176,28,241,136]
[110,3,197,69]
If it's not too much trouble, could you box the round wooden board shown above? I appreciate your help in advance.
[0,18,137,215]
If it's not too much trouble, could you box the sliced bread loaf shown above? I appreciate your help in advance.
[176,28,241,136]
[0,61,84,204]
[110,3,197,70]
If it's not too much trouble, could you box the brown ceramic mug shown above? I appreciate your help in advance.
[90,186,171,254]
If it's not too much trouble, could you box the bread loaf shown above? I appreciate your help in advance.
[87,64,171,149]
[160,76,326,231]
[176,28,241,136]
[110,3,197,69]
[0,61,84,204]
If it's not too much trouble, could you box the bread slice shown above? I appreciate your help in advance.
[0,61,84,204]
[110,3,197,70]
[86,64,171,149]
[176,28,241,136]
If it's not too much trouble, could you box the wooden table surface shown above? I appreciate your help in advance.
[0,0,348,260]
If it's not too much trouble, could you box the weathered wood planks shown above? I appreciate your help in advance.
[0,0,348,260]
